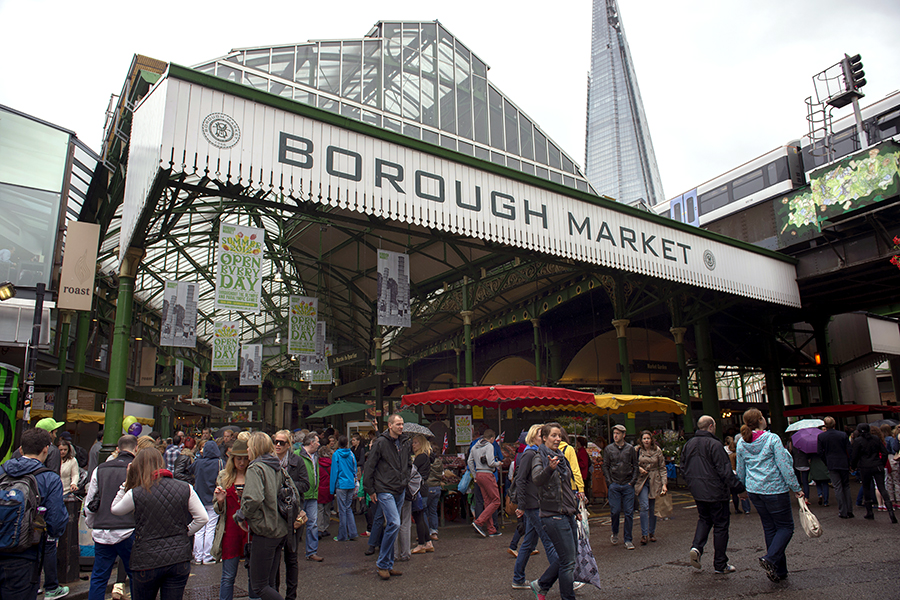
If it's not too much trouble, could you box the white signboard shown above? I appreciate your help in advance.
[160,280,198,348]
[58,221,100,311]
[455,415,473,446]
[122,72,800,307]
[212,321,240,371]
[240,344,262,386]
[289,296,318,355]
[377,251,411,328]
[215,222,265,312]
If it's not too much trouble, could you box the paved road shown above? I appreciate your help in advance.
[67,486,899,600]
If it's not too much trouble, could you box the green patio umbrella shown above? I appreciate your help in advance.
[308,400,371,419]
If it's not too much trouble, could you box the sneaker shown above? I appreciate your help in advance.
[44,587,70,600]
[715,564,737,574]
[529,580,547,600]
[488,531,503,537]
[507,548,519,558]
[112,582,128,600]
[512,582,531,589]
[610,534,618,545]
[624,541,635,550]
[473,522,487,537]
[759,556,780,582]
[690,547,702,570]
[361,531,370,537]
[573,581,586,590]
[364,546,377,555]
[202,558,217,565]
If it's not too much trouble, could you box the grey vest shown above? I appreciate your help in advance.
[93,453,136,530]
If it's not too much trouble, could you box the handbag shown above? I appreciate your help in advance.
[573,514,602,590]
[797,496,822,538]
[655,491,673,519]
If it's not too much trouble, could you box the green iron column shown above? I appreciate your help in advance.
[765,332,787,434]
[374,336,384,426]
[102,248,144,456]
[693,317,721,436]
[461,311,474,386]
[531,319,542,384]
[548,341,562,383]
[56,311,72,371]
[670,327,694,434]
[73,311,90,374]
[611,319,635,434]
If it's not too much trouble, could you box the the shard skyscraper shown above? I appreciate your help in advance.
[585,0,665,206]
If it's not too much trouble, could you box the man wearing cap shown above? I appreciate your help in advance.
[83,435,138,600]
[15,417,64,474]
[602,424,638,550]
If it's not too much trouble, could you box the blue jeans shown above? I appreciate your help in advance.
[132,561,191,600]
[608,482,634,543]
[748,492,794,578]
[219,557,240,600]
[90,534,134,600]
[368,502,384,549]
[302,498,319,557]
[537,514,577,600]
[375,492,404,570]
[0,556,40,600]
[513,508,558,585]
[426,486,442,533]
[335,488,358,540]
[43,538,59,591]
[637,485,657,537]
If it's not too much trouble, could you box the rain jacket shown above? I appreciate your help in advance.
[241,454,297,539]
[296,447,319,501]
[329,448,357,494]
[736,431,800,495]
[192,440,223,505]
[0,457,68,560]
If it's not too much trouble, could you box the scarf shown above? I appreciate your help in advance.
[538,444,572,482]
[153,468,173,479]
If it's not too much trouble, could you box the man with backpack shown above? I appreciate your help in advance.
[0,427,68,600]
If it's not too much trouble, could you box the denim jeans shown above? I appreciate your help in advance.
[608,482,634,543]
[513,508,558,585]
[43,538,59,591]
[375,492,404,570]
[219,557,240,600]
[537,514,577,600]
[637,485,657,537]
[748,492,794,578]
[302,498,319,557]
[90,534,134,600]
[426,486,442,534]
[335,488,358,540]
[132,561,191,600]
[814,479,830,505]
[691,500,731,571]
[368,501,384,550]
[0,556,41,600]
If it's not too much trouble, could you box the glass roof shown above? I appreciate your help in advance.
[193,20,594,194]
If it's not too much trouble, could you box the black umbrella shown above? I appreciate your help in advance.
[216,425,242,435]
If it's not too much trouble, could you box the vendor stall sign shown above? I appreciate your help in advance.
[455,414,472,445]
[216,223,265,312]
[0,362,21,462]
[377,250,411,328]
[240,344,262,386]
[160,280,198,347]
[212,321,240,371]
[289,296,318,355]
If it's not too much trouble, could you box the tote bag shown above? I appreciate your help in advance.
[573,515,603,590]
[797,496,822,538]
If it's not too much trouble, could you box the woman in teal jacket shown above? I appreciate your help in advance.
[329,436,358,540]
[736,409,803,583]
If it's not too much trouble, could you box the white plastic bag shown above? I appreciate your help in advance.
[797,496,822,538]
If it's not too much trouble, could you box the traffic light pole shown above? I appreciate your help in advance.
[850,97,868,150]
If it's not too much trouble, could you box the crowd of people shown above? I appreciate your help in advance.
[1,411,899,600]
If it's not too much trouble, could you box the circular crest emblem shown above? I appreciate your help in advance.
[202,113,240,149]
[703,250,716,271]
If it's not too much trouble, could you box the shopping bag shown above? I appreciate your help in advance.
[573,516,602,590]
[578,499,590,538]
[655,491,673,519]
[797,496,822,538]
[457,469,473,493]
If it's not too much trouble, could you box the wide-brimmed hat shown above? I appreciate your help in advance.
[35,418,65,432]
[230,439,249,457]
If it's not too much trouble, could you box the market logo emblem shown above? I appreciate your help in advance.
[202,113,240,148]
[703,250,716,271]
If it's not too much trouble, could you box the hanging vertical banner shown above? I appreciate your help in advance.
[310,343,333,385]
[191,367,200,399]
[296,322,326,369]
[216,223,265,312]
[377,250,411,328]
[240,344,262,386]
[289,296,318,355]
[139,347,157,386]
[0,362,21,463]
[212,322,240,371]
[160,281,198,347]
[174,359,184,386]
[57,221,100,311]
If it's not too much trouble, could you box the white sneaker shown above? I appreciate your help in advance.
[573,581,586,590]
[610,534,618,545]
[690,547,702,570]
[44,587,70,600]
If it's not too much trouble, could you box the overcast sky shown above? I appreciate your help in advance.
[1,0,898,199]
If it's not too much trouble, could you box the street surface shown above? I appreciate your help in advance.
[66,486,899,600]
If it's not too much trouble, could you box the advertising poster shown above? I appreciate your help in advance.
[175,359,184,386]
[57,221,100,311]
[376,250,411,328]
[296,322,327,369]
[289,296,318,355]
[212,322,240,371]
[240,344,262,386]
[160,280,198,347]
[216,222,265,312]
[0,363,21,463]
[455,414,472,446]
[310,343,334,385]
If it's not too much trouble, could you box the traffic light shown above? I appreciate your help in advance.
[841,53,866,92]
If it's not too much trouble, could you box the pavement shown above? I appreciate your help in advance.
[56,482,899,600]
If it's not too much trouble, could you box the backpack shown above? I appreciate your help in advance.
[277,468,300,523]
[0,467,51,553]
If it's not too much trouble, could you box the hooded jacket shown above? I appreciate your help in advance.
[193,441,223,505]
[329,448,357,494]
[467,438,500,474]
[851,433,887,471]
[241,453,297,539]
[736,431,800,495]
[681,430,744,502]
[0,457,68,560]
[363,431,412,497]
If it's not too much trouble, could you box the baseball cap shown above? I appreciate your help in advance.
[612,424,627,432]
[35,417,65,432]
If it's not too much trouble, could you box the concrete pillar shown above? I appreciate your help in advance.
[670,327,694,434]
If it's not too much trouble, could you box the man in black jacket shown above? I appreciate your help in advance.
[817,416,853,518]
[363,414,411,580]
[681,415,745,574]
[602,424,638,550]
